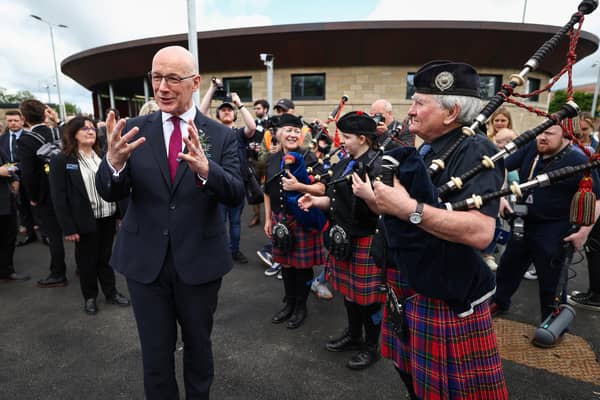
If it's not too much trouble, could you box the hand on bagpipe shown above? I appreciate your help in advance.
[280,152,327,231]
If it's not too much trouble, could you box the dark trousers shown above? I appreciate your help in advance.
[34,205,66,276]
[127,249,222,400]
[0,214,17,277]
[16,185,35,233]
[74,216,117,300]
[220,202,244,253]
[495,231,568,321]
[585,221,600,293]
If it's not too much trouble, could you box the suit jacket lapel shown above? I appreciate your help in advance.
[146,112,171,189]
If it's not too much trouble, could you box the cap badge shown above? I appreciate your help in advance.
[434,71,454,92]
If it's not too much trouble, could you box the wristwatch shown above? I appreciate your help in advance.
[409,202,424,225]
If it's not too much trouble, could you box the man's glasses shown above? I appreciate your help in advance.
[148,72,196,86]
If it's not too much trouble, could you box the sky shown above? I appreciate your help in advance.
[2,0,600,114]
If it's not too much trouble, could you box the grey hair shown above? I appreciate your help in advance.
[433,95,481,125]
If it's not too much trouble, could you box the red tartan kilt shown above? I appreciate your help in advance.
[271,212,325,269]
[326,236,385,305]
[381,269,508,400]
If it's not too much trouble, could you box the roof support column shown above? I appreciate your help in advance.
[96,92,103,120]
[143,77,150,103]
[109,83,115,109]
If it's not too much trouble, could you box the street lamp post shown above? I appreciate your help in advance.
[592,62,600,118]
[260,53,274,114]
[31,14,67,121]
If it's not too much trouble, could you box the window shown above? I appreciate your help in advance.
[527,78,541,102]
[479,74,502,100]
[406,73,416,99]
[223,77,252,102]
[291,74,325,100]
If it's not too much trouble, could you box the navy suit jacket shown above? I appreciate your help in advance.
[0,132,10,162]
[95,109,244,285]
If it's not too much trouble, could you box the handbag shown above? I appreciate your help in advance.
[245,165,264,205]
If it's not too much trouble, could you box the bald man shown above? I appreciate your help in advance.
[370,99,414,150]
[96,46,244,399]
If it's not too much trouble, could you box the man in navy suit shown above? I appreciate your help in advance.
[0,110,37,246]
[96,46,244,400]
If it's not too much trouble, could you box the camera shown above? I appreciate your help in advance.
[508,203,528,241]
[260,53,274,63]
[372,113,385,125]
[211,77,227,100]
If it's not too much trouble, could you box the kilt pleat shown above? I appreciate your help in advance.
[381,269,508,400]
[271,212,325,269]
[326,236,385,305]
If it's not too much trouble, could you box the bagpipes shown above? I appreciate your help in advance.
[426,0,598,181]
[270,152,327,231]
[372,0,600,309]
[387,0,599,226]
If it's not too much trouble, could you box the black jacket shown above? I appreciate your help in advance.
[16,125,54,206]
[0,148,18,216]
[50,152,103,236]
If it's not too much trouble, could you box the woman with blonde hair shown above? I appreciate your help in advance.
[487,107,513,140]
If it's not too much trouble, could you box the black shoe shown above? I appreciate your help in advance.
[16,233,37,247]
[326,331,364,352]
[84,298,98,315]
[287,305,307,329]
[232,251,249,264]
[272,301,295,324]
[0,272,31,282]
[489,301,507,318]
[37,274,68,288]
[106,292,130,307]
[347,348,381,370]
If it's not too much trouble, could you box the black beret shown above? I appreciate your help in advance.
[274,113,303,128]
[336,111,377,137]
[414,60,480,99]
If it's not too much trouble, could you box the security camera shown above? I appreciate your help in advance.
[260,53,274,63]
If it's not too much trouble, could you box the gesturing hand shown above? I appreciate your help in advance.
[298,193,314,211]
[180,119,210,178]
[106,111,145,171]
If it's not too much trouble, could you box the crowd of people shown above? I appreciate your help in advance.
[1,45,600,399]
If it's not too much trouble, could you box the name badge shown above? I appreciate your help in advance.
[66,163,79,170]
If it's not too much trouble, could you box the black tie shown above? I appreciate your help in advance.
[11,133,18,162]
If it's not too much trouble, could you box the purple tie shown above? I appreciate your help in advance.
[168,116,182,183]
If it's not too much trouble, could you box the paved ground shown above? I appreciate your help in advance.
[1,208,600,400]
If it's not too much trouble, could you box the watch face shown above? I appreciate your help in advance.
[409,213,422,224]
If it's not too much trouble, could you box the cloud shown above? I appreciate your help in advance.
[1,0,272,114]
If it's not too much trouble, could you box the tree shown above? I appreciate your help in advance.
[549,90,595,115]
[0,88,36,103]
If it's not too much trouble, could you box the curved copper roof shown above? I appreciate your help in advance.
[62,20,599,97]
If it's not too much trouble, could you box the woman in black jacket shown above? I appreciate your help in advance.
[50,116,129,315]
